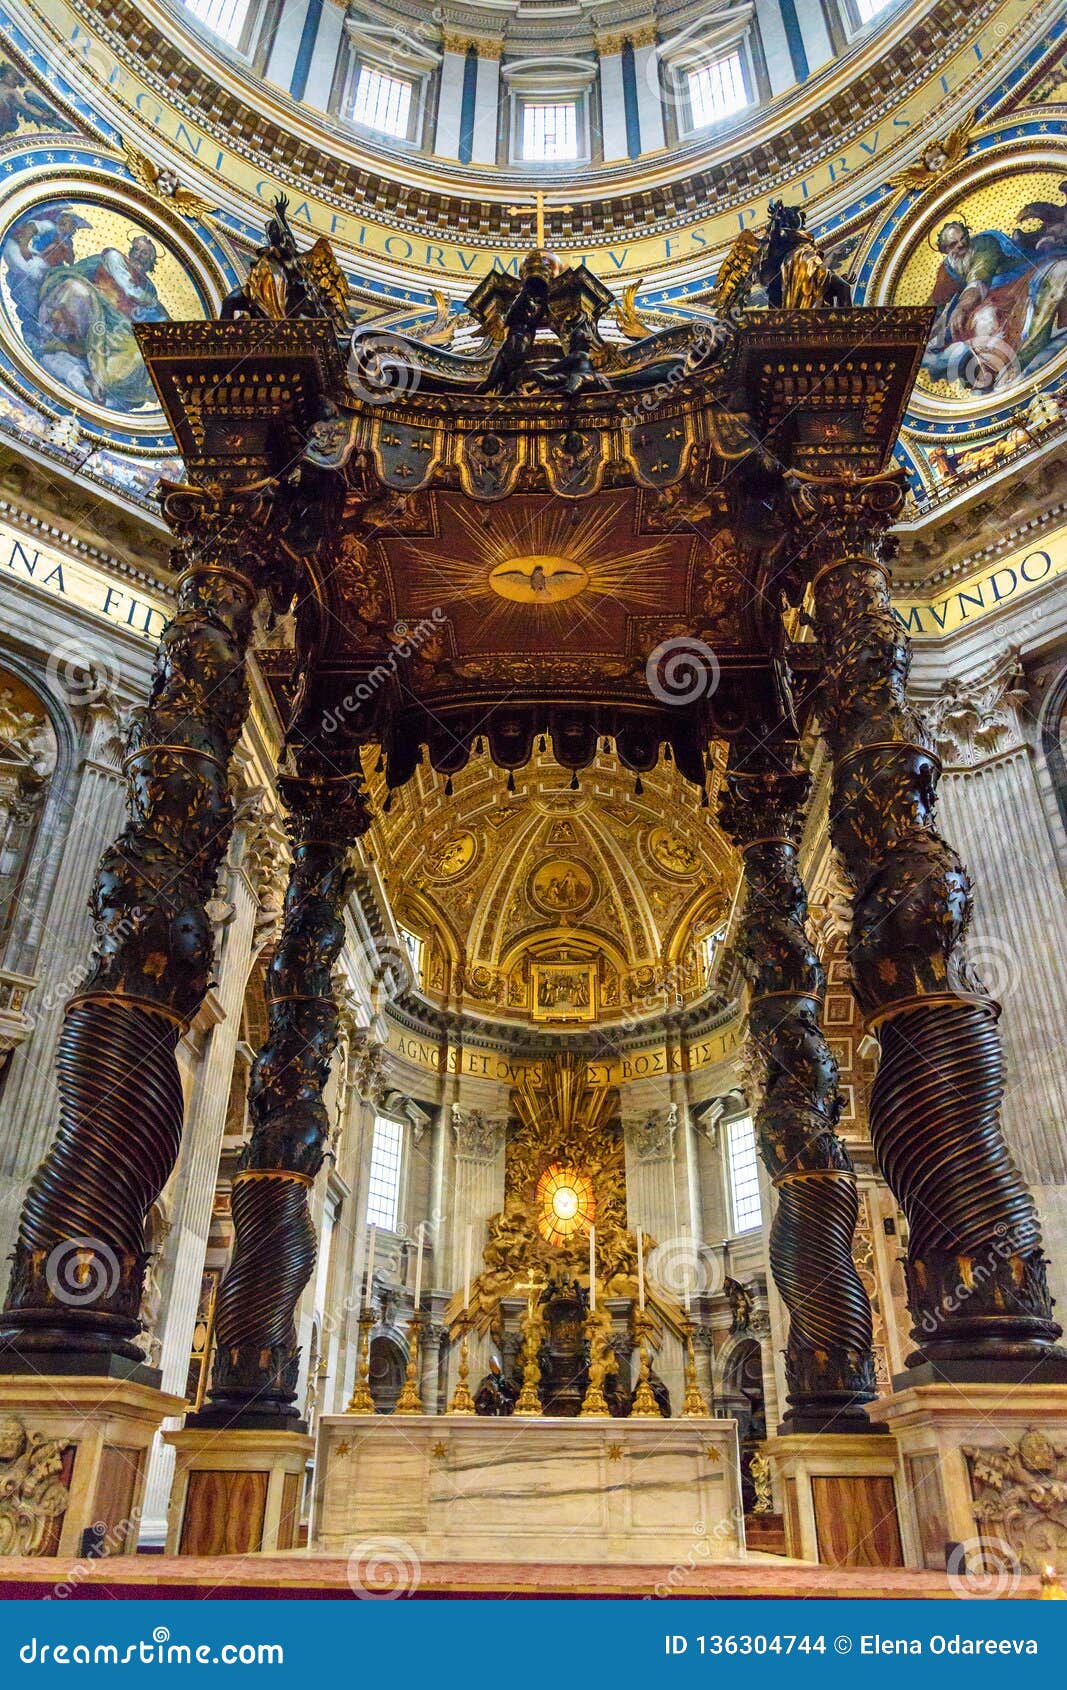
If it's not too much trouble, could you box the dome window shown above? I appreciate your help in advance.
[367,1116,405,1233]
[351,64,414,139]
[183,0,250,52]
[521,101,580,163]
[726,1118,763,1234]
[686,52,747,130]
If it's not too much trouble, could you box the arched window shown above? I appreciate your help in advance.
[367,1115,404,1231]
[726,1117,762,1233]
[183,0,250,51]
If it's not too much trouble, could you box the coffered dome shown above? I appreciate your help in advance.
[363,740,737,1028]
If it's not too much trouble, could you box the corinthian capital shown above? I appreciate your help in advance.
[451,1105,505,1162]
[160,476,277,553]
[279,771,373,848]
[789,470,906,568]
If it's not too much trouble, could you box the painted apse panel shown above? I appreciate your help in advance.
[893,169,1067,404]
[0,193,208,423]
[0,52,75,138]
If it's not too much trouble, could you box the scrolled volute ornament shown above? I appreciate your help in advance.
[789,468,906,570]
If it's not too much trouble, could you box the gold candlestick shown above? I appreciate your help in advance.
[579,1304,612,1418]
[346,1308,376,1414]
[680,1320,711,1418]
[394,1310,424,1414]
[630,1307,660,1417]
[447,1312,476,1415]
[514,1296,545,1417]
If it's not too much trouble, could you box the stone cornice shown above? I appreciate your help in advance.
[382,986,743,1061]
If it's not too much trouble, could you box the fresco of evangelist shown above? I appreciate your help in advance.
[0,57,75,137]
[0,197,206,415]
[896,171,1067,398]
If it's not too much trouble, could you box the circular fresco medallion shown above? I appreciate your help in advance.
[888,165,1067,411]
[528,857,596,917]
[425,831,476,878]
[0,189,210,428]
[648,826,701,878]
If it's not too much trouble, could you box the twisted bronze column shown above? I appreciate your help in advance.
[720,732,878,1431]
[194,770,370,1428]
[0,481,275,1371]
[794,470,1065,1380]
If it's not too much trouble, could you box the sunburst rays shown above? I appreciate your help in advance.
[393,495,682,642]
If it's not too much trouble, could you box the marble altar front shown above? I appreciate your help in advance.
[313,1414,744,1564]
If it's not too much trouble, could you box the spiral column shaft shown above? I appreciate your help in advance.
[720,734,877,1432]
[794,470,1064,1378]
[196,772,370,1428]
[0,482,274,1367]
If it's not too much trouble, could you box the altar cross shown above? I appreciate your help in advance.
[514,1267,547,1319]
[506,192,573,247]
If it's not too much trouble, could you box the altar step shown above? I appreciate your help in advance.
[0,1555,1046,1600]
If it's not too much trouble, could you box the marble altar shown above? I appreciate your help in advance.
[313,1414,744,1564]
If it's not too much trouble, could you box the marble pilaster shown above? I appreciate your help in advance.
[471,53,500,166]
[138,794,278,1542]
[597,49,628,160]
[0,700,127,1262]
[927,654,1067,1318]
[630,41,665,153]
